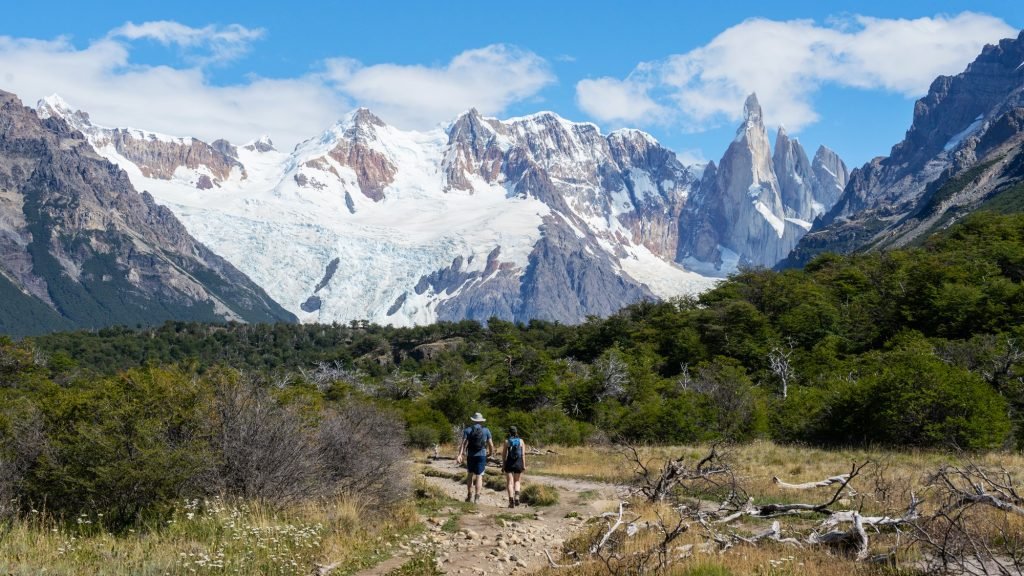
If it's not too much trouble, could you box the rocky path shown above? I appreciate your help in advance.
[353,458,628,576]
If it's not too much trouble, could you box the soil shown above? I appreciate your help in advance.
[352,457,628,575]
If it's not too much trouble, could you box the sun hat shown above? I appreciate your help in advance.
[470,412,486,422]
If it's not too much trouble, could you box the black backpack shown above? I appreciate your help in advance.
[468,425,486,453]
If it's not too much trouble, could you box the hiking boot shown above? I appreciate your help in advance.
[465,494,472,503]
[508,497,515,508]
[514,492,520,507]
[474,493,480,504]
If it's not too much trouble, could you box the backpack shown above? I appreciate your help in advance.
[506,437,522,465]
[467,425,487,453]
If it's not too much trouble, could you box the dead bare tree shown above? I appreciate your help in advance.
[767,342,796,399]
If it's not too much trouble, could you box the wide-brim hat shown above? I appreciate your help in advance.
[470,412,486,422]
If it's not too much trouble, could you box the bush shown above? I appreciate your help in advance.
[827,336,1012,449]
[23,367,214,529]
[407,424,441,449]
[320,402,410,508]
[519,484,559,506]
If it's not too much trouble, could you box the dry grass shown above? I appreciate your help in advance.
[0,496,419,575]
[527,441,1024,576]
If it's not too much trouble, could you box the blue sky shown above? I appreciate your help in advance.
[1,1,1021,168]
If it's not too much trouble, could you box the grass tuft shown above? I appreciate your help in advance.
[520,484,559,506]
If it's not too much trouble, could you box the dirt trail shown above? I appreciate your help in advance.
[353,458,629,576]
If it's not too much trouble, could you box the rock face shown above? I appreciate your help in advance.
[0,90,295,336]
[37,95,245,189]
[679,94,846,273]
[810,146,850,213]
[786,29,1024,266]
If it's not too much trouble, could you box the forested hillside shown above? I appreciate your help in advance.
[11,211,1021,452]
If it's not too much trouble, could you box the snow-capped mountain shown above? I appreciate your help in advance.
[41,99,723,326]
[678,94,848,274]
[0,91,294,337]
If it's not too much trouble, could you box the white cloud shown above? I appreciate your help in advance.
[109,21,264,65]
[0,27,554,149]
[576,74,666,125]
[577,12,1016,133]
[324,44,554,129]
[0,34,341,149]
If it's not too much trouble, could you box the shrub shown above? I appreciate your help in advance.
[407,424,441,449]
[320,402,410,508]
[519,484,559,506]
[208,370,322,503]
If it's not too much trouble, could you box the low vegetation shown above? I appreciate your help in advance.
[2,212,1024,574]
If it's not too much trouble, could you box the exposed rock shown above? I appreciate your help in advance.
[327,108,396,201]
[244,135,275,153]
[314,257,341,293]
[37,95,246,185]
[787,29,1024,266]
[300,295,322,313]
[680,94,804,272]
[0,89,295,336]
[773,126,817,221]
[810,146,849,213]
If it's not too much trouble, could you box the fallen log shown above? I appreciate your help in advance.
[819,494,921,530]
[773,474,850,490]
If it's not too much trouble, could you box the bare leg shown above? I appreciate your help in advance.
[513,473,522,500]
[506,473,515,499]
[475,473,484,498]
[466,472,474,500]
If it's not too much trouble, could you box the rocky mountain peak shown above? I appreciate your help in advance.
[0,89,294,335]
[680,95,847,273]
[243,135,275,153]
[742,93,763,125]
[786,29,1024,267]
[34,95,245,188]
[773,126,816,221]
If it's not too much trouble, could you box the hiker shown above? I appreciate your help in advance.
[501,426,527,508]
[456,412,495,504]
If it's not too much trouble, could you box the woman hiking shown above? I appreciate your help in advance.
[501,426,527,508]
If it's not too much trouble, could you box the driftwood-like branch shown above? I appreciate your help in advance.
[773,474,850,490]
[754,461,869,517]
[932,462,1024,517]
[715,461,869,522]
[592,502,629,553]
[809,512,869,561]
[820,494,921,530]
[624,444,732,502]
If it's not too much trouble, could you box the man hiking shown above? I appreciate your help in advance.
[501,426,527,508]
[456,412,495,504]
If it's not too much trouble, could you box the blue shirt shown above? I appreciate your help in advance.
[463,424,492,458]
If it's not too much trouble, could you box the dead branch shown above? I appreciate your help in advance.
[809,511,870,561]
[820,494,922,530]
[623,443,733,503]
[753,461,869,517]
[931,462,1024,517]
[773,473,850,490]
[544,549,582,569]
[592,502,629,554]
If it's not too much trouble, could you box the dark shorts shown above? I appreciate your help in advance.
[505,464,524,474]
[467,454,487,475]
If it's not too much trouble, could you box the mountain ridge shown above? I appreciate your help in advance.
[0,90,296,336]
